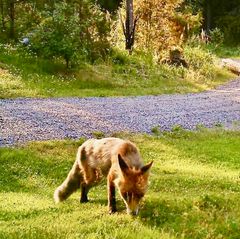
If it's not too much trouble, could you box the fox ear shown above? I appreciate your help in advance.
[141,161,153,174]
[118,154,129,173]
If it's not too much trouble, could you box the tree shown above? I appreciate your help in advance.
[29,1,111,67]
[132,0,202,59]
[120,0,138,54]
[0,0,6,33]
[134,0,184,58]
[96,0,121,12]
[184,0,240,43]
[0,0,17,39]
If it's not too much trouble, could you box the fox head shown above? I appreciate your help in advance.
[116,154,153,215]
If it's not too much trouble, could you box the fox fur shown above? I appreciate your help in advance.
[54,137,153,215]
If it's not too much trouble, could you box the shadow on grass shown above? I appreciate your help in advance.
[138,198,183,229]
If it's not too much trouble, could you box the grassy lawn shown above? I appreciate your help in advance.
[0,46,234,99]
[0,129,239,239]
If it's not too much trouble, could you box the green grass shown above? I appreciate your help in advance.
[206,44,240,59]
[0,45,234,99]
[1,129,240,238]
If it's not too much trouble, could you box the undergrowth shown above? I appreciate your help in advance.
[0,44,234,99]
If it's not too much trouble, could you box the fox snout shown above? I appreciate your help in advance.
[123,195,141,216]
[127,206,139,215]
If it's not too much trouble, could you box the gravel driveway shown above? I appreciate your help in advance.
[1,79,240,147]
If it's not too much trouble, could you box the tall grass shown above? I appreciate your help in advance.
[0,44,234,99]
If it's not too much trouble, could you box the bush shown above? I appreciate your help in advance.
[216,15,240,44]
[184,46,215,70]
[28,1,111,68]
[209,28,224,46]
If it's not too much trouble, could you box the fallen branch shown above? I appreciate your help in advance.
[221,59,240,75]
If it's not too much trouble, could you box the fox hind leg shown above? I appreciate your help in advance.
[79,168,101,203]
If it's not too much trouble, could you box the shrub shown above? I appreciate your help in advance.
[28,1,111,67]
[184,46,215,70]
[209,28,224,46]
[216,14,240,44]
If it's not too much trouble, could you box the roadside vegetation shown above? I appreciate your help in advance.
[0,44,234,98]
[0,0,239,99]
[205,45,240,59]
[0,129,239,238]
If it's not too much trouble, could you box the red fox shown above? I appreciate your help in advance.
[54,137,153,215]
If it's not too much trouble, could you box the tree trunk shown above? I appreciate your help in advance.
[120,0,138,54]
[204,0,212,32]
[0,0,5,32]
[125,0,133,52]
[9,0,15,39]
[65,56,70,69]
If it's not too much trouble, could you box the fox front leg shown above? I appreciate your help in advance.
[107,177,117,214]
[80,184,90,203]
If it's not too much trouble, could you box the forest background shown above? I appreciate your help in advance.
[0,0,240,98]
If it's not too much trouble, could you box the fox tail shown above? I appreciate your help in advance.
[54,160,82,203]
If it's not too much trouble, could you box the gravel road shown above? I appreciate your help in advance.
[0,79,240,147]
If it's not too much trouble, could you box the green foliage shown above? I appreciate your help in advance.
[109,48,130,65]
[151,126,161,136]
[0,130,240,238]
[184,45,216,79]
[92,131,105,139]
[96,0,121,12]
[184,46,214,70]
[205,44,240,58]
[29,3,81,68]
[28,1,110,67]
[183,0,240,44]
[209,28,224,46]
[0,44,234,99]
[216,14,240,45]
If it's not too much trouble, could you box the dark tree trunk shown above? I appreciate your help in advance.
[203,0,212,32]
[120,0,138,54]
[125,0,133,52]
[0,0,6,32]
[9,0,15,39]
[64,54,71,69]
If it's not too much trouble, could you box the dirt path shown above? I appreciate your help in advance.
[0,78,240,147]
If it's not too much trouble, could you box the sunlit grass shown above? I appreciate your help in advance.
[0,46,234,99]
[0,129,239,238]
[0,67,38,98]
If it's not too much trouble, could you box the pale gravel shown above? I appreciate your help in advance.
[0,79,240,147]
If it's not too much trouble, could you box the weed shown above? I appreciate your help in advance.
[92,131,105,139]
[151,126,161,136]
[214,122,223,128]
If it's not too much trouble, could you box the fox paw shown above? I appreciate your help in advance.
[108,208,117,214]
[80,198,89,203]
